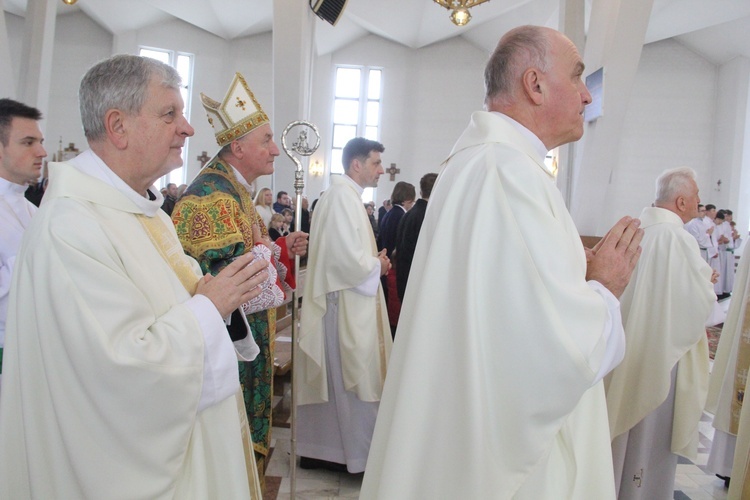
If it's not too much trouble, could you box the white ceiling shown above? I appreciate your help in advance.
[4,0,750,65]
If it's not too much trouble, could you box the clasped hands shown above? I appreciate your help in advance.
[710,269,720,285]
[585,216,644,298]
[197,252,269,318]
[378,249,390,276]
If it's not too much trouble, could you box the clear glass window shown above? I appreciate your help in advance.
[333,99,360,125]
[335,68,361,98]
[367,70,381,100]
[330,66,383,198]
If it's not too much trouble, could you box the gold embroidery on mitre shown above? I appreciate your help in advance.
[200,73,269,148]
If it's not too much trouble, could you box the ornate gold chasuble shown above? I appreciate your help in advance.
[173,160,282,484]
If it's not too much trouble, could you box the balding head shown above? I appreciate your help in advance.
[484,26,592,150]
[484,25,553,108]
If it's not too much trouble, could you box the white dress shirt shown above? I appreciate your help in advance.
[0,177,37,350]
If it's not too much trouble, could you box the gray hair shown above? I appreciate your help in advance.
[484,25,552,108]
[655,167,697,204]
[79,54,181,141]
[218,142,233,158]
[218,131,254,159]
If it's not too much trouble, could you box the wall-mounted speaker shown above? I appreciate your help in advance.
[310,0,349,26]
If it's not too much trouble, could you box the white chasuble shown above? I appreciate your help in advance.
[605,207,714,460]
[297,174,392,472]
[360,111,621,499]
[298,174,392,406]
[0,160,255,499]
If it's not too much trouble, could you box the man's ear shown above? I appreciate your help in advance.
[104,109,128,149]
[675,195,688,213]
[230,138,243,158]
[522,68,544,106]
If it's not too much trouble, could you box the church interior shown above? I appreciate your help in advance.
[4,0,750,498]
[4,0,750,237]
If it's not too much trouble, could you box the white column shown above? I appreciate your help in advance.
[0,0,16,98]
[271,0,316,196]
[17,0,57,128]
[569,0,655,235]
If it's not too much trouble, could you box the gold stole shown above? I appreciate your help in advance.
[137,213,199,295]
[136,213,262,500]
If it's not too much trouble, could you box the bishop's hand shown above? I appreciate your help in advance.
[286,231,309,257]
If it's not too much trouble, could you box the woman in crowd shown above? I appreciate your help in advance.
[254,187,274,228]
[281,208,294,236]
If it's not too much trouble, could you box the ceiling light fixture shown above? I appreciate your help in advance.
[433,0,490,27]
[62,0,78,5]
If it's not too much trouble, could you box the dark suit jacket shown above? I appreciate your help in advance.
[378,206,388,228]
[289,208,310,234]
[24,182,45,207]
[161,195,177,216]
[377,205,406,259]
[395,199,428,301]
[268,227,284,241]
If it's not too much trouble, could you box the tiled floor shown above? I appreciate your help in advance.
[266,425,363,499]
[266,363,363,500]
[673,412,729,500]
[265,409,731,499]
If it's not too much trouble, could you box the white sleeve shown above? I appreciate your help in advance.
[0,255,14,348]
[705,222,718,252]
[685,222,707,247]
[351,257,382,296]
[694,222,713,249]
[184,294,241,412]
[587,280,626,384]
